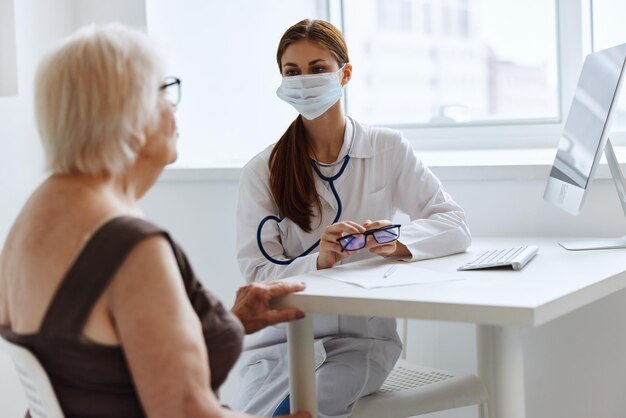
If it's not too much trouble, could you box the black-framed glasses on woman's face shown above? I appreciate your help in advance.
[159,77,181,109]
[336,224,402,252]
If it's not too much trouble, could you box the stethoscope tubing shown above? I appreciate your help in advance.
[256,154,350,265]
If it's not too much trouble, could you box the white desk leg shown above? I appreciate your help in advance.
[287,316,317,416]
[477,325,526,418]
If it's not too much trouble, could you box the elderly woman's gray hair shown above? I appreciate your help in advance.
[35,24,165,176]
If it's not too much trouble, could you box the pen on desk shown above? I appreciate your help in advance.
[383,264,398,278]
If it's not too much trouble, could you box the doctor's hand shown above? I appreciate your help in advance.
[231,281,307,334]
[363,219,411,258]
[317,221,366,270]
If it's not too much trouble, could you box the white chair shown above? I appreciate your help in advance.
[0,335,65,418]
[351,359,488,418]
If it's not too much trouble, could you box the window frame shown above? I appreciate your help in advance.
[330,0,626,150]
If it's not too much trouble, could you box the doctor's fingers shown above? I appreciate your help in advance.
[319,237,350,255]
[363,219,393,230]
[324,221,365,236]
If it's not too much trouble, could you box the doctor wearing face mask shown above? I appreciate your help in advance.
[233,19,472,418]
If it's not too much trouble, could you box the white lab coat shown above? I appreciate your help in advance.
[232,118,471,417]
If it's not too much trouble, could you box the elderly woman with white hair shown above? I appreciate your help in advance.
[0,25,310,418]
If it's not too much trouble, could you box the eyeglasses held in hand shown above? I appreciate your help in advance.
[336,224,402,252]
[160,77,181,109]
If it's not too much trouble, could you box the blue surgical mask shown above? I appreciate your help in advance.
[276,65,346,120]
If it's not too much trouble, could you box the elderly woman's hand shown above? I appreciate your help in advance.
[231,281,307,334]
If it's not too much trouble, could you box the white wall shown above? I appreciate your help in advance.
[73,0,146,30]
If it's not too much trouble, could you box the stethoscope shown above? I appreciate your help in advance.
[256,119,355,265]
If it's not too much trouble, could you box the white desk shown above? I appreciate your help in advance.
[275,237,626,418]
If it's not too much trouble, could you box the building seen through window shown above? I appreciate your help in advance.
[344,0,558,125]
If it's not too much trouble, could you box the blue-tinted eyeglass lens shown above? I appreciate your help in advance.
[373,227,400,244]
[340,234,366,251]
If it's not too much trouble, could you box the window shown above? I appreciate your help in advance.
[146,1,608,167]
[377,0,412,32]
[592,0,626,51]
[342,0,559,126]
[592,0,626,133]
[146,0,327,167]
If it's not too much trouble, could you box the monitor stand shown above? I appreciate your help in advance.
[560,139,626,250]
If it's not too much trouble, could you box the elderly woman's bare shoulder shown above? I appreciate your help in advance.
[108,225,182,291]
[106,231,191,329]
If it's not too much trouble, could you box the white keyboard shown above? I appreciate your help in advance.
[458,246,539,271]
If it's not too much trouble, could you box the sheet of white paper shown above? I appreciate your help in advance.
[314,262,461,288]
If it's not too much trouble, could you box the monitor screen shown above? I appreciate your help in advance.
[544,44,626,215]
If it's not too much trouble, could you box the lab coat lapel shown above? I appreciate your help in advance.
[333,121,374,195]
[348,120,375,160]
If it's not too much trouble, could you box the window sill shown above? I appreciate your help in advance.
[159,147,626,183]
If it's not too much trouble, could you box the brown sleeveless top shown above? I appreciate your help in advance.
[0,216,244,418]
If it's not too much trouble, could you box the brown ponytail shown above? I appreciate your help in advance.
[269,116,320,232]
[269,19,350,232]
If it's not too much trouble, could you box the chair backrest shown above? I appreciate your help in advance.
[0,335,65,418]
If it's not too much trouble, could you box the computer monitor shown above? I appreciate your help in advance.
[544,43,626,250]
